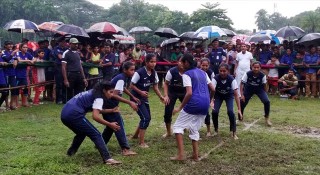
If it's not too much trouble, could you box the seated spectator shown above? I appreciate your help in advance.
[278,69,298,99]
[267,55,280,95]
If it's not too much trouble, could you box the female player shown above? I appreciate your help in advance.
[61,81,121,165]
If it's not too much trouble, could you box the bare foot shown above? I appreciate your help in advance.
[105,159,122,165]
[206,132,212,137]
[138,143,149,148]
[170,156,186,161]
[265,118,272,127]
[122,149,137,156]
[162,133,172,138]
[187,155,200,161]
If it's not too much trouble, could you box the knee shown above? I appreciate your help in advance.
[164,115,172,124]
[227,110,234,116]
[263,100,270,105]
[212,110,219,116]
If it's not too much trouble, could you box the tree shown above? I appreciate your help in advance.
[255,9,271,30]
[269,12,289,30]
[189,3,234,31]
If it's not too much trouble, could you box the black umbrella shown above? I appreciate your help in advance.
[55,24,89,38]
[154,27,178,38]
[160,38,180,47]
[275,26,305,38]
[296,33,320,46]
[221,28,237,37]
[179,31,204,41]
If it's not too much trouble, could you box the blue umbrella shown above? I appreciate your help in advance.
[4,19,39,33]
[193,26,227,39]
[256,30,281,44]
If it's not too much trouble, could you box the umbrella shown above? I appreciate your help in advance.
[245,33,272,43]
[256,30,282,44]
[160,38,180,47]
[129,26,152,34]
[154,28,178,38]
[231,34,249,45]
[221,28,237,37]
[87,22,124,35]
[38,21,65,36]
[55,24,89,38]
[129,26,152,43]
[179,31,205,41]
[193,26,227,39]
[275,26,305,38]
[4,19,39,33]
[296,33,320,46]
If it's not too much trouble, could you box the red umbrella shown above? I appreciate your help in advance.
[87,22,124,34]
[38,21,65,36]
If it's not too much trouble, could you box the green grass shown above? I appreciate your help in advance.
[0,93,320,175]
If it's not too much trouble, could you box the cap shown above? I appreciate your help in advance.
[69,38,80,44]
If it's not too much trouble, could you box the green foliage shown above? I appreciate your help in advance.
[255,9,271,30]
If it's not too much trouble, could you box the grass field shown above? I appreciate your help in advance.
[0,93,320,175]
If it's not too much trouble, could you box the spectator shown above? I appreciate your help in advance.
[132,43,142,69]
[170,46,182,62]
[206,38,226,74]
[100,44,115,81]
[303,45,318,98]
[32,49,46,105]
[0,52,9,111]
[61,38,88,102]
[293,52,305,96]
[267,55,280,95]
[278,69,299,100]
[88,46,101,89]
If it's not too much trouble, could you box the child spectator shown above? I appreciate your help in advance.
[32,49,46,105]
[278,69,299,100]
[267,55,280,95]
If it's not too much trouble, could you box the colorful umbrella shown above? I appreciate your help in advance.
[38,21,65,36]
[193,26,227,39]
[154,28,178,38]
[275,26,305,38]
[231,34,249,45]
[87,22,124,34]
[4,19,39,33]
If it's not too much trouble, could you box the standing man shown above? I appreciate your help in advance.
[234,43,254,97]
[100,44,115,81]
[62,38,88,102]
[132,43,142,69]
[206,38,226,75]
[53,38,67,104]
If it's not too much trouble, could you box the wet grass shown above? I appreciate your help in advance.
[0,93,319,174]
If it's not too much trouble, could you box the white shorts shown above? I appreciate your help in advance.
[173,109,206,141]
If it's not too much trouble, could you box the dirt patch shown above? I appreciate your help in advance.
[277,126,320,139]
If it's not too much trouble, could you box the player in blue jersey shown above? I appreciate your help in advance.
[240,62,272,126]
[101,61,139,156]
[162,57,185,138]
[211,63,242,139]
[61,81,121,165]
[171,53,215,161]
[130,53,166,148]
[199,58,215,137]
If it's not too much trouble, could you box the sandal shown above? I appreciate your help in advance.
[105,159,122,165]
[10,106,18,110]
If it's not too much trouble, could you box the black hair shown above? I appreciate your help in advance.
[118,61,134,73]
[19,42,28,50]
[271,54,277,58]
[4,40,13,45]
[252,61,261,67]
[37,49,44,54]
[270,40,276,44]
[92,80,115,98]
[200,58,210,64]
[145,53,156,62]
[288,68,295,73]
[219,63,229,70]
[181,53,196,70]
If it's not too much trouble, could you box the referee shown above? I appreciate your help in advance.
[62,38,88,102]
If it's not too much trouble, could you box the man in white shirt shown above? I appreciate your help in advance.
[234,44,253,96]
